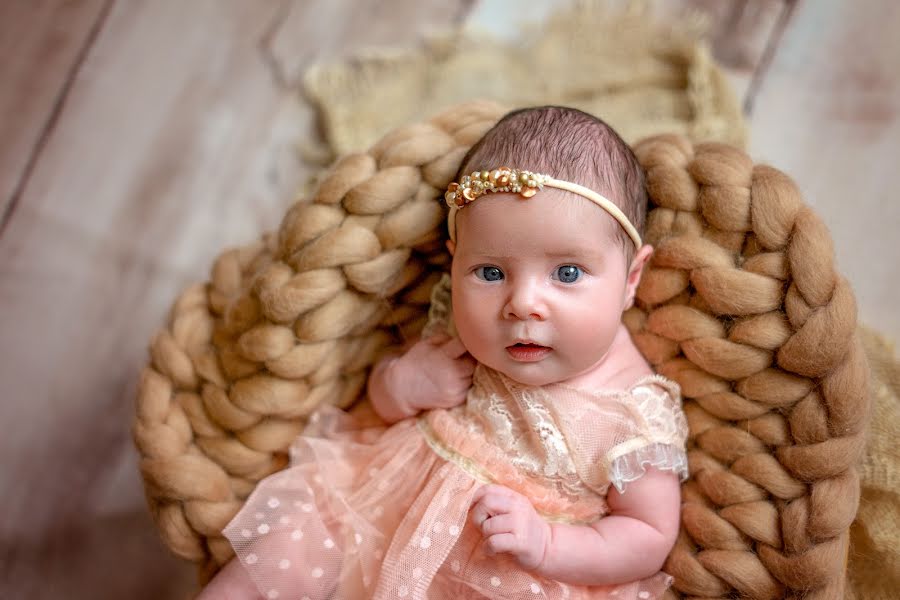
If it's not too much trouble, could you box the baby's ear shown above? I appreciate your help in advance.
[446,240,456,256]
[624,244,654,307]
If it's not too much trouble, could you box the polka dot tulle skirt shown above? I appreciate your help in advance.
[223,405,672,600]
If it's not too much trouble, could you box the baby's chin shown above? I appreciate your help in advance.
[478,350,610,387]
[485,359,571,387]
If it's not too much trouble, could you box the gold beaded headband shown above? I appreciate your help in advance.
[444,167,642,248]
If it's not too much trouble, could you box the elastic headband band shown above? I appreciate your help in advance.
[444,167,642,248]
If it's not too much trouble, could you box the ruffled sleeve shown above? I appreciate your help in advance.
[605,378,689,493]
[551,376,689,496]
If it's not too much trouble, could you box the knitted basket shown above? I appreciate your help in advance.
[134,100,869,598]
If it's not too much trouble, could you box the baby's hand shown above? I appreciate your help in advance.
[469,484,551,572]
[389,333,476,412]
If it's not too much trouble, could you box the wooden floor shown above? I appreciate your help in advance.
[1,1,897,598]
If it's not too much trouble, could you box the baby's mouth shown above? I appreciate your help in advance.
[505,343,552,362]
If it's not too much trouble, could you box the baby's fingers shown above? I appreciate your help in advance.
[439,336,469,359]
[469,485,514,522]
[471,483,517,506]
[470,502,491,529]
[451,354,477,379]
[483,532,518,556]
[480,513,514,537]
[425,331,451,346]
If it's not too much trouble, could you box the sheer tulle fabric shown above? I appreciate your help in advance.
[224,365,687,599]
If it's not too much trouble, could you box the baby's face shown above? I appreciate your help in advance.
[450,189,633,387]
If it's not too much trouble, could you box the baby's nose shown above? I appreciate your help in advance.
[502,282,546,321]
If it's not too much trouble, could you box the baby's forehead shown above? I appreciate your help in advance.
[545,188,615,219]
[461,187,618,229]
[455,190,622,254]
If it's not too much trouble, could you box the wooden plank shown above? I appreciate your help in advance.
[0,1,473,598]
[0,0,112,223]
[265,0,477,88]
[749,0,900,342]
[661,0,790,108]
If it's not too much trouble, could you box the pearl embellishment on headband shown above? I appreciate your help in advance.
[444,167,549,207]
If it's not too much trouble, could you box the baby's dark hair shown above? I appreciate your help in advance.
[456,106,647,262]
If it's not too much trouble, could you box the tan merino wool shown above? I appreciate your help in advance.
[255,265,347,324]
[313,152,377,205]
[133,101,869,598]
[343,166,421,215]
[627,134,869,599]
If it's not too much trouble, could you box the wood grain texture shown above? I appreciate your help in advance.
[662,0,789,106]
[749,0,900,342]
[0,1,471,598]
[0,0,112,223]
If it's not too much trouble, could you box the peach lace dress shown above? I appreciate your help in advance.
[223,280,689,600]
[223,367,688,600]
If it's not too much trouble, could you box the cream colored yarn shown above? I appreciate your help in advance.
[134,102,869,598]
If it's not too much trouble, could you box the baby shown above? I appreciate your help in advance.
[200,106,688,600]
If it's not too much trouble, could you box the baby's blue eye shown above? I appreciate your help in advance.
[474,266,504,282]
[554,265,582,283]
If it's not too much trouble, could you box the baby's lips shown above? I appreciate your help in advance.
[505,343,553,362]
[507,340,550,349]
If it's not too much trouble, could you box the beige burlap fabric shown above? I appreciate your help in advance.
[847,327,899,600]
[302,1,745,162]
[135,100,871,599]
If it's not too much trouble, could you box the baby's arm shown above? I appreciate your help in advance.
[368,333,476,424]
[470,468,680,587]
[538,468,681,585]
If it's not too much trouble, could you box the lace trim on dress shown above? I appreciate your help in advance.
[416,416,600,525]
[417,416,493,485]
[608,442,689,494]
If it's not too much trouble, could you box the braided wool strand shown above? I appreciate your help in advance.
[628,135,869,600]
[134,100,508,582]
[133,103,868,597]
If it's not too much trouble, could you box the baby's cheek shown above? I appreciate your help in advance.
[453,307,491,360]
[457,327,494,366]
[571,314,618,358]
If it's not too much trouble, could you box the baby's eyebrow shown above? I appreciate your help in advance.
[544,246,612,261]
[464,250,602,262]
[464,253,517,261]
